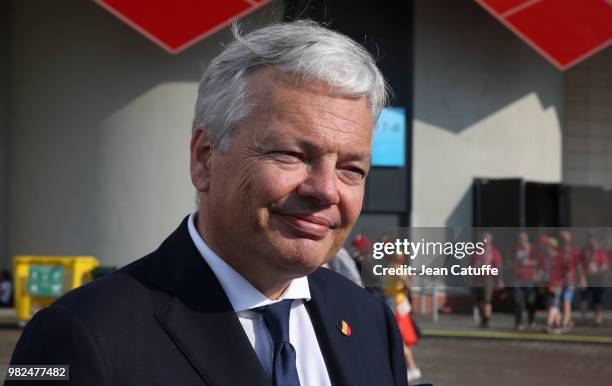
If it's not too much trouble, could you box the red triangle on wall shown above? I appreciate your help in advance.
[95,0,272,54]
[476,0,612,70]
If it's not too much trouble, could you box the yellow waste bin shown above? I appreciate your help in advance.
[13,256,99,325]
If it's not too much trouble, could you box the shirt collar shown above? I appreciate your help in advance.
[187,212,311,312]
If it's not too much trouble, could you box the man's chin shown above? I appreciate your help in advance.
[267,245,332,275]
[261,225,343,272]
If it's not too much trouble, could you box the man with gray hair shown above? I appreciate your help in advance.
[9,21,408,386]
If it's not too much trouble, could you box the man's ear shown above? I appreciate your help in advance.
[190,128,214,192]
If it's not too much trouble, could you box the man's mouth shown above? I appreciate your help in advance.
[272,212,336,239]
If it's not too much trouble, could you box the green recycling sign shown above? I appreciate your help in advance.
[28,265,65,297]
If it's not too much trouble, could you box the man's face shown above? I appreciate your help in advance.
[193,69,373,279]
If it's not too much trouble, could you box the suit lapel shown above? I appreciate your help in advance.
[154,297,269,386]
[148,217,270,386]
[306,269,367,386]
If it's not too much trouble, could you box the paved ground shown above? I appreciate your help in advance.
[410,311,612,385]
[412,337,612,386]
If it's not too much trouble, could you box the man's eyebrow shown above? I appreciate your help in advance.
[341,149,371,163]
[255,131,296,148]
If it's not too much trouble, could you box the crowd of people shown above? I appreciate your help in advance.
[471,230,609,333]
[325,228,611,382]
[325,229,610,382]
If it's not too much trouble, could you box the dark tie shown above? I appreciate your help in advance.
[254,299,301,386]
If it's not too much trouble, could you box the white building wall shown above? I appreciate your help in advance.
[563,48,612,186]
[7,0,281,267]
[412,0,564,227]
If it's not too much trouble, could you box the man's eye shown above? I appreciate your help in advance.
[270,151,303,162]
[340,166,366,180]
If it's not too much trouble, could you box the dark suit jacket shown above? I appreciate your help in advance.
[8,217,408,386]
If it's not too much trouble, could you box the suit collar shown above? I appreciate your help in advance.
[148,216,270,386]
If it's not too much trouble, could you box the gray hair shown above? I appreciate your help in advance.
[192,20,389,151]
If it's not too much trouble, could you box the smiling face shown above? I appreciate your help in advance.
[191,69,374,292]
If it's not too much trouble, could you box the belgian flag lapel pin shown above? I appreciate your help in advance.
[336,320,351,336]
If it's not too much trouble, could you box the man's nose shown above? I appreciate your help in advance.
[297,161,340,205]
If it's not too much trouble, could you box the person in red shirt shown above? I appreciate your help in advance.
[509,231,538,330]
[471,231,503,328]
[579,232,609,326]
[539,236,562,333]
[555,230,580,331]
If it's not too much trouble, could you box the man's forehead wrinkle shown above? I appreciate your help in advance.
[268,73,371,121]
[271,114,366,148]
[272,100,372,140]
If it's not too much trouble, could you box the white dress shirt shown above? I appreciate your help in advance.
[188,213,332,386]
